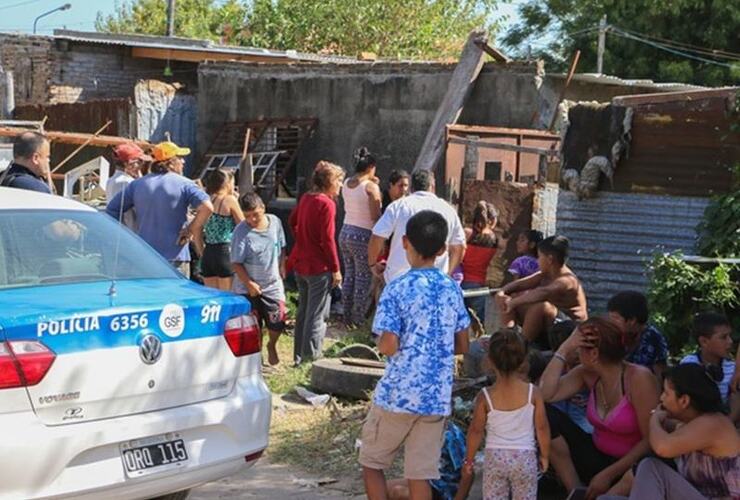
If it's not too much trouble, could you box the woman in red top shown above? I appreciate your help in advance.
[461,201,498,322]
[288,161,345,365]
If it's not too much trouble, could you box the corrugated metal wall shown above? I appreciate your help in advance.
[134,80,197,174]
[556,190,709,313]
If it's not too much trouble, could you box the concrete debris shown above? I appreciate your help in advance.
[295,387,331,407]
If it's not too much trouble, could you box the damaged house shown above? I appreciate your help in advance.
[1,29,736,313]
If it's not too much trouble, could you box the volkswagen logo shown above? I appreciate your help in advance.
[139,334,162,365]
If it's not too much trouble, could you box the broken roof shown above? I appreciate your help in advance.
[550,72,705,92]
[52,29,360,64]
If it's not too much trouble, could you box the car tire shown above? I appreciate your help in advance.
[149,489,190,500]
[310,358,384,400]
[335,343,380,361]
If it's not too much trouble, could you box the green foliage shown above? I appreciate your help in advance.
[697,189,740,257]
[502,0,740,86]
[647,253,739,354]
[96,0,248,42]
[97,0,500,59]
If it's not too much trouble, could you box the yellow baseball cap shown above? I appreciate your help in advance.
[151,141,191,162]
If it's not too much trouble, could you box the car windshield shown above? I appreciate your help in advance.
[0,209,179,290]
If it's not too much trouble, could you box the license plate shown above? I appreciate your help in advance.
[120,433,189,478]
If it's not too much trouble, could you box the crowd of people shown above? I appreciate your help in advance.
[4,133,739,500]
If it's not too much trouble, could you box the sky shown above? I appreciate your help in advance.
[0,0,524,37]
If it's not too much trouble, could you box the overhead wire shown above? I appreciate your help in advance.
[607,27,734,68]
[611,26,740,60]
[0,0,46,12]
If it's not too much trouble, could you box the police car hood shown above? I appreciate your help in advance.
[0,278,252,425]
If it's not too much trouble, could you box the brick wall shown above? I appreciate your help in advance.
[49,42,197,104]
[0,34,54,105]
[0,33,198,106]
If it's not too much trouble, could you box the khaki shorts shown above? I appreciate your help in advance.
[358,405,446,480]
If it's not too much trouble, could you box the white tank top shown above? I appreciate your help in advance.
[342,178,375,230]
[482,384,536,450]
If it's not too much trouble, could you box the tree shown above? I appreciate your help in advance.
[96,0,500,60]
[502,0,740,86]
[96,0,247,42]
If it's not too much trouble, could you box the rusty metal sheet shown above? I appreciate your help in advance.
[610,92,738,197]
[14,98,135,175]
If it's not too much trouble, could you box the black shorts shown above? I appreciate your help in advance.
[245,294,287,332]
[201,243,232,278]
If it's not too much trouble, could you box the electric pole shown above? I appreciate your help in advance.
[166,0,175,37]
[597,14,607,74]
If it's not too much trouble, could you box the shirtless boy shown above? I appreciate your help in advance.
[495,235,587,345]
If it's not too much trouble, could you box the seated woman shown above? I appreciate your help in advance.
[622,363,739,499]
[539,317,659,499]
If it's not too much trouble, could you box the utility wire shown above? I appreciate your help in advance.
[608,27,734,68]
[0,0,45,12]
[610,25,740,59]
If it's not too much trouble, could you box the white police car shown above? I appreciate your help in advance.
[0,187,271,499]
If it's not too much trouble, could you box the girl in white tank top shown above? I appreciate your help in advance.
[460,329,551,500]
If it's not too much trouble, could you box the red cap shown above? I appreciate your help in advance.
[113,143,152,163]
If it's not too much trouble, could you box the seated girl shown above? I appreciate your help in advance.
[620,363,739,499]
[506,229,543,281]
[539,317,659,499]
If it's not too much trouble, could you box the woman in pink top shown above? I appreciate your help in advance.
[539,317,659,499]
[339,147,382,327]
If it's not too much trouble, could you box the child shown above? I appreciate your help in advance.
[359,210,470,500]
[459,328,550,500]
[681,312,737,415]
[460,201,498,322]
[506,230,543,281]
[230,192,287,366]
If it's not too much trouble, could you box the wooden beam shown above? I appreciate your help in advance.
[448,137,560,157]
[548,50,581,130]
[51,120,112,173]
[414,30,487,172]
[447,124,560,140]
[474,39,511,63]
[0,127,150,148]
[131,46,292,64]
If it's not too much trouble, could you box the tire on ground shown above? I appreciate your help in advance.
[310,358,384,400]
[336,343,381,361]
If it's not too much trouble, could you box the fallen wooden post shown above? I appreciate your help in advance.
[413,29,487,172]
[0,127,150,148]
[51,120,112,174]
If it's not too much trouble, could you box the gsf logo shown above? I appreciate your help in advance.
[159,304,185,338]
[163,316,181,329]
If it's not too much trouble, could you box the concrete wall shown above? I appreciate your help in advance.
[197,61,547,187]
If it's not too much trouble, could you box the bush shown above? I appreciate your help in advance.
[647,252,739,354]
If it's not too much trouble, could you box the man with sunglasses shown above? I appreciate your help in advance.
[106,143,151,231]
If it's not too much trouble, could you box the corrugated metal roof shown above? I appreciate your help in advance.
[52,29,360,64]
[550,72,705,92]
[556,190,709,313]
